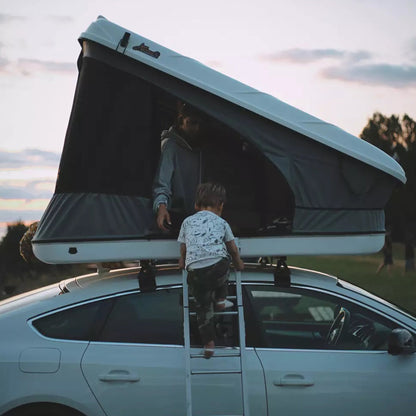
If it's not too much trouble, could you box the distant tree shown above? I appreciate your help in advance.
[0,222,28,271]
[360,113,416,239]
[0,221,88,298]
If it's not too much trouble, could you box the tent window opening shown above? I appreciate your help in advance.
[56,55,294,238]
[200,117,294,236]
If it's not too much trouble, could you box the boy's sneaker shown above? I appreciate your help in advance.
[215,299,234,311]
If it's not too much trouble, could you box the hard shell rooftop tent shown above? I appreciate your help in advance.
[33,16,406,264]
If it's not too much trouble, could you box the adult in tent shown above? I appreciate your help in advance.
[152,102,205,232]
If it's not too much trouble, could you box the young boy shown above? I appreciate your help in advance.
[178,182,244,358]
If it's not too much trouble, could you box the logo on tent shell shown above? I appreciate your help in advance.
[133,43,161,59]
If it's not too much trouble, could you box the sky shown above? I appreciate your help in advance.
[0,0,415,237]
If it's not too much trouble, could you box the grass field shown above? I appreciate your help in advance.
[289,243,416,316]
[2,243,415,317]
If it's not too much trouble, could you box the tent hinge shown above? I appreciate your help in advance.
[137,259,157,292]
[274,256,291,287]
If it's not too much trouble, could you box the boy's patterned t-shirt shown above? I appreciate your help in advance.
[178,210,234,269]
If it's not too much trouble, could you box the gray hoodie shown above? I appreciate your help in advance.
[152,126,202,216]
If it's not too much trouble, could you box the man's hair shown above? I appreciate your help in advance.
[176,101,203,123]
[195,182,227,208]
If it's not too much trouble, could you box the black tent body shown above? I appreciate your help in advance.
[32,17,405,263]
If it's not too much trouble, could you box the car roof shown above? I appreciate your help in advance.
[66,263,340,296]
[1,263,338,319]
[1,263,415,329]
[65,264,416,325]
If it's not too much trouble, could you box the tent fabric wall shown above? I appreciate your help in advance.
[37,193,155,242]
[34,39,397,245]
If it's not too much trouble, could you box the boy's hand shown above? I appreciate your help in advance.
[226,240,244,271]
[234,259,244,271]
[179,243,186,270]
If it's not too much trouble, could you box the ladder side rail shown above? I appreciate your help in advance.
[182,269,193,416]
[235,269,250,416]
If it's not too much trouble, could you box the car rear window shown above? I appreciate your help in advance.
[97,289,183,345]
[32,298,112,341]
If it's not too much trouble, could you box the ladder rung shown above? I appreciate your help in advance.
[189,296,237,301]
[189,311,238,316]
[191,369,242,375]
[190,352,241,358]
[216,310,238,315]
[183,267,249,416]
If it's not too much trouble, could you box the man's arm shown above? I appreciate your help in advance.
[153,139,175,230]
[225,240,244,271]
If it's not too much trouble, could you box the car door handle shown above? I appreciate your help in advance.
[274,374,314,387]
[99,370,140,382]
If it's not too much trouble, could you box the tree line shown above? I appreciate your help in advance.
[360,112,416,241]
[0,222,83,296]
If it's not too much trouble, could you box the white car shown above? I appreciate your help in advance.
[1,263,415,416]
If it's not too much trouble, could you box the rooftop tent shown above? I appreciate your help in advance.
[33,16,406,263]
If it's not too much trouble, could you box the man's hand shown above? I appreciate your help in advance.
[156,203,172,231]
[178,257,185,270]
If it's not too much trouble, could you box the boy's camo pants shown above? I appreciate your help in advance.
[187,258,230,344]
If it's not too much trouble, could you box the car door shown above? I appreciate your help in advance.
[81,286,267,416]
[244,284,416,416]
[81,288,186,416]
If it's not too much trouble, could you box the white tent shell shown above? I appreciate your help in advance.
[32,16,406,264]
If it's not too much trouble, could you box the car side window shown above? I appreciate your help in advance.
[245,285,396,351]
[32,298,112,341]
[97,288,183,345]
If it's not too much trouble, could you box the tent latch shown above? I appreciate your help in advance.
[116,32,131,53]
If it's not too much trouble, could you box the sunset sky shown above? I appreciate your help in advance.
[1,0,415,236]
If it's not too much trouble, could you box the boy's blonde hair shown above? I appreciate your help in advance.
[195,182,226,208]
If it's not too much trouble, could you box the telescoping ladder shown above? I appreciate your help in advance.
[182,268,250,416]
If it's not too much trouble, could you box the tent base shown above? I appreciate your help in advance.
[33,234,385,264]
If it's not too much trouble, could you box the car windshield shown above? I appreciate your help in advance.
[0,283,62,315]
[339,279,416,319]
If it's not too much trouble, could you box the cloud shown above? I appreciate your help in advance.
[262,46,416,88]
[16,58,76,75]
[0,57,76,75]
[0,209,46,224]
[0,13,24,24]
[0,148,56,225]
[0,149,60,169]
[0,195,51,229]
[0,41,8,68]
[46,15,74,23]
[0,180,54,200]
[321,63,416,88]
[408,37,416,62]
[0,55,9,68]
[262,48,371,64]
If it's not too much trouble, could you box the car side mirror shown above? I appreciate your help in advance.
[388,328,416,355]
